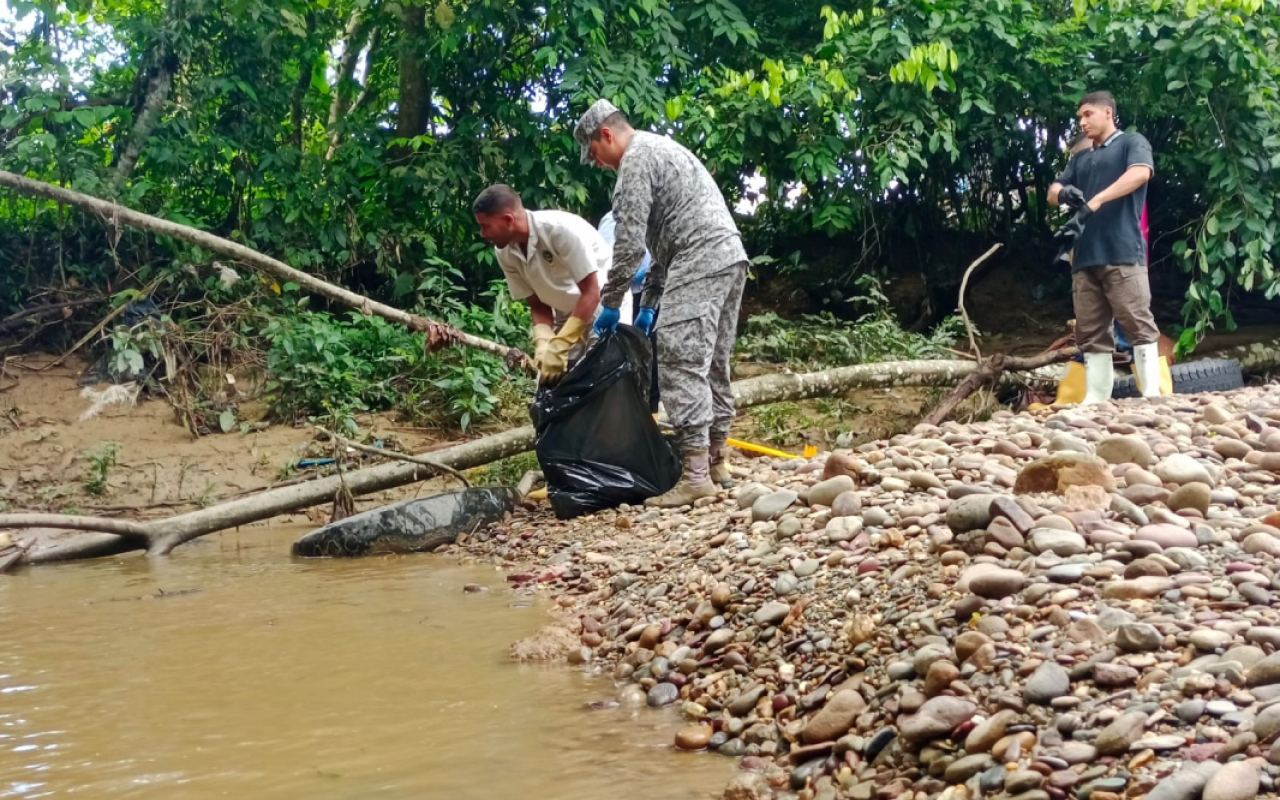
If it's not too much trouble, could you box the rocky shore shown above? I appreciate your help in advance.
[456,385,1280,800]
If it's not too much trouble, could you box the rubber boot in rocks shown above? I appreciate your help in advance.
[1081,352,1115,405]
[709,438,734,489]
[646,450,716,508]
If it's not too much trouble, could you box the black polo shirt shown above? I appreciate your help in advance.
[1055,130,1154,272]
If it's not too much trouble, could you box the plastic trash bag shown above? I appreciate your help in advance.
[530,326,680,519]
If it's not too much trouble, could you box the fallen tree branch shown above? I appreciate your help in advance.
[2,352,1080,565]
[0,295,105,333]
[957,244,1002,359]
[314,425,471,488]
[0,513,152,541]
[923,348,1076,427]
[0,170,533,372]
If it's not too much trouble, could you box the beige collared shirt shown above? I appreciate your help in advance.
[495,210,613,319]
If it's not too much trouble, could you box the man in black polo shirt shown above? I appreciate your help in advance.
[1049,90,1164,404]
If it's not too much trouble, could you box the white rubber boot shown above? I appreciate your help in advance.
[1082,352,1115,405]
[1132,342,1163,398]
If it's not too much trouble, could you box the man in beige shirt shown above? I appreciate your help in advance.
[473,184,616,380]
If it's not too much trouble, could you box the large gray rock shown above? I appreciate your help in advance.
[1095,435,1154,467]
[752,490,798,521]
[1202,761,1259,800]
[898,696,977,742]
[947,494,995,532]
[754,601,791,626]
[968,567,1026,599]
[1028,528,1087,557]
[801,689,867,744]
[1147,762,1221,800]
[1247,651,1280,686]
[1154,453,1215,487]
[1024,661,1070,705]
[1115,623,1163,653]
[805,475,855,508]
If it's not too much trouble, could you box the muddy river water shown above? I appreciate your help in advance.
[0,526,734,799]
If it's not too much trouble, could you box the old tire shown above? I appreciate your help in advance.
[1112,358,1244,399]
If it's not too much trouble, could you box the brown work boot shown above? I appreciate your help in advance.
[646,450,717,508]
[709,438,733,489]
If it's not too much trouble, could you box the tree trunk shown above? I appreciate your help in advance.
[394,4,431,153]
[0,170,530,367]
[2,353,1077,566]
[324,8,371,159]
[110,54,178,194]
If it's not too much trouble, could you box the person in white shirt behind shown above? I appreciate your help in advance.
[472,184,622,381]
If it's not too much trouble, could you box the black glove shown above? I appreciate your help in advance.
[1058,185,1086,210]
[1052,205,1093,269]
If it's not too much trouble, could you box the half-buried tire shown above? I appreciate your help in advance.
[292,487,519,557]
[1112,358,1244,399]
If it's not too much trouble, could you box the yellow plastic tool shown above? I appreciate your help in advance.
[651,415,813,459]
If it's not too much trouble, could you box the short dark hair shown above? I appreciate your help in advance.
[1078,91,1117,115]
[589,111,631,140]
[472,184,522,215]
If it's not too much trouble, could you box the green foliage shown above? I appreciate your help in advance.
[83,442,121,496]
[262,299,529,434]
[468,451,541,487]
[738,304,966,369]
[1,0,1278,362]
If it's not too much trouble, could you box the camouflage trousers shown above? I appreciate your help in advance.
[655,262,748,452]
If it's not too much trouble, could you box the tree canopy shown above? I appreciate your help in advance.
[2,0,1279,351]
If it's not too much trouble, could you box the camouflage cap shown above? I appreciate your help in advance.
[573,99,620,164]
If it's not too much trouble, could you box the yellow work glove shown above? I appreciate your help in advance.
[531,323,555,373]
[540,316,589,381]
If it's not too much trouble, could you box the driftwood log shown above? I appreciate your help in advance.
[2,355,1073,566]
[0,170,532,371]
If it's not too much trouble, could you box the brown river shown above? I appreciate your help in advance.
[0,526,734,799]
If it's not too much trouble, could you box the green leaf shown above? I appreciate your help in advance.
[219,409,237,433]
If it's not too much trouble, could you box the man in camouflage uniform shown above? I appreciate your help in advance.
[574,98,748,508]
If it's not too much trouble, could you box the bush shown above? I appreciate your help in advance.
[737,310,965,369]
[262,299,530,434]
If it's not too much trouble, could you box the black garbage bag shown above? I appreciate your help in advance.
[530,326,680,519]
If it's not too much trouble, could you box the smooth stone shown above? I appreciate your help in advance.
[806,475,856,508]
[1025,661,1071,705]
[1102,576,1176,599]
[1095,710,1146,755]
[898,696,978,742]
[1116,623,1162,653]
[1096,435,1154,467]
[947,494,996,532]
[1136,523,1199,550]
[1029,528,1088,557]
[1168,482,1213,514]
[968,567,1027,599]
[753,490,799,521]
[1146,762,1221,800]
[802,689,867,744]
[1189,629,1232,651]
[647,682,680,707]
[754,601,791,626]
[965,709,1016,754]
[1132,734,1187,750]
[674,725,713,750]
[945,753,995,783]
[1247,651,1280,686]
[1154,454,1215,487]
[1202,761,1260,800]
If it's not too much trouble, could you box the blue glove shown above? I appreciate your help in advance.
[634,306,656,335]
[593,306,620,334]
